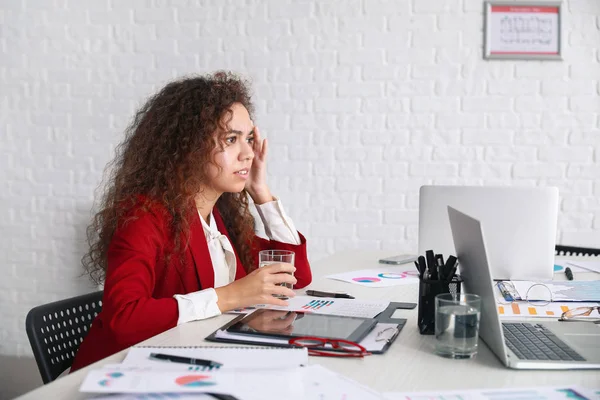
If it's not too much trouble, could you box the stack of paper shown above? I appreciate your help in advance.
[80,346,386,399]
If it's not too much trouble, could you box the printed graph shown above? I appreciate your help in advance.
[378,271,419,279]
[497,302,599,318]
[352,277,381,283]
[174,374,215,387]
[302,299,334,310]
[497,303,570,317]
[97,371,124,387]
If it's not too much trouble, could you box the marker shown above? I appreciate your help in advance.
[426,250,437,280]
[564,267,573,281]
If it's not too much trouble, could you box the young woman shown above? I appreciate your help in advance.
[71,72,311,371]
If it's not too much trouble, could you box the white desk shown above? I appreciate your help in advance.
[15,251,600,399]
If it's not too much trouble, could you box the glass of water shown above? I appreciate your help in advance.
[434,293,481,359]
[258,250,295,299]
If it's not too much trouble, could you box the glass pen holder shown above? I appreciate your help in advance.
[417,275,462,335]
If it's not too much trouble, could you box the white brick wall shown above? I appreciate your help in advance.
[1,0,599,357]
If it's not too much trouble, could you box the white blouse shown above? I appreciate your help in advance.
[172,199,301,325]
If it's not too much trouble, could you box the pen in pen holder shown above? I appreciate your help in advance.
[417,275,462,335]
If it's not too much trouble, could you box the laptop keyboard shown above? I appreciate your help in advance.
[502,322,586,362]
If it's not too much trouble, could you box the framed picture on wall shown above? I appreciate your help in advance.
[484,1,563,60]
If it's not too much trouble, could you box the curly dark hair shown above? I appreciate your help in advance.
[83,71,256,284]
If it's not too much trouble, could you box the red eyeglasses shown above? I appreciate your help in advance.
[289,336,371,358]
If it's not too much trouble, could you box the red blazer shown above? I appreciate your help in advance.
[71,201,311,371]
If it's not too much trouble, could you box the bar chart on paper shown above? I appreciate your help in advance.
[497,302,600,318]
[302,299,334,310]
[266,295,390,318]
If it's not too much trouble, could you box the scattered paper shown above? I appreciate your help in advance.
[326,266,419,287]
[553,262,589,273]
[510,281,600,302]
[384,386,598,400]
[121,346,308,370]
[497,302,600,319]
[264,295,390,318]
[566,260,600,274]
[303,364,385,400]
[89,394,214,400]
[80,364,386,400]
[80,367,303,399]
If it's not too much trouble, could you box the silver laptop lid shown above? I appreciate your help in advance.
[419,186,559,281]
[447,206,509,365]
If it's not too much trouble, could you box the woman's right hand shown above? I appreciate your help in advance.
[215,263,297,312]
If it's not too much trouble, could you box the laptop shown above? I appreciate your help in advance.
[447,206,600,369]
[419,185,559,280]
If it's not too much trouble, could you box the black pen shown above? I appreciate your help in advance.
[305,290,355,299]
[149,353,223,368]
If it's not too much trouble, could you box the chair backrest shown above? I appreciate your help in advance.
[555,245,600,257]
[25,291,103,383]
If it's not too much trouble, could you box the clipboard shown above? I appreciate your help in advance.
[205,301,416,355]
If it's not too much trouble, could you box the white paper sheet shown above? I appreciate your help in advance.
[384,386,599,400]
[121,346,308,370]
[263,295,390,318]
[511,281,600,302]
[326,265,419,287]
[553,261,589,274]
[81,365,385,400]
[89,394,214,400]
[80,367,304,399]
[497,302,600,319]
[303,365,385,400]
[566,260,600,274]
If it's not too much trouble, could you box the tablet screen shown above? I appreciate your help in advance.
[226,309,376,343]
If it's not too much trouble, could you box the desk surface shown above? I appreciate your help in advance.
[15,251,600,399]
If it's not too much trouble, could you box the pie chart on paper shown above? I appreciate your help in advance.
[174,375,216,387]
[352,277,381,283]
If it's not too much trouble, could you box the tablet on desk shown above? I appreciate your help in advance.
[226,309,377,343]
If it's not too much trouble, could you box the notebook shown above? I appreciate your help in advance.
[122,345,308,370]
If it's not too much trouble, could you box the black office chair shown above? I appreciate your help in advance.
[25,291,103,383]
[555,245,600,257]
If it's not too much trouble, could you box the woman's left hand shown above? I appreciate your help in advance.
[246,126,273,204]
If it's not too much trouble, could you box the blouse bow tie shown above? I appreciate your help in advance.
[206,229,237,281]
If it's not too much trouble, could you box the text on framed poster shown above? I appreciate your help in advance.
[485,1,563,60]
